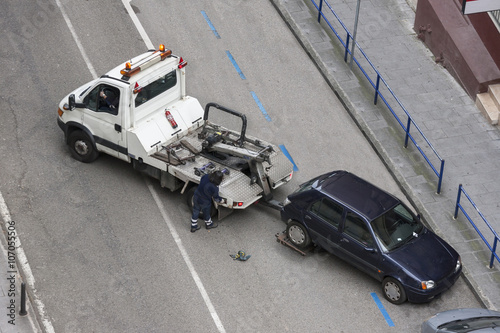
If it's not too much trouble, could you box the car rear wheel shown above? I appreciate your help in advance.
[286,221,311,249]
[382,277,407,305]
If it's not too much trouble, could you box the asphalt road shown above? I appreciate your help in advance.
[0,0,481,332]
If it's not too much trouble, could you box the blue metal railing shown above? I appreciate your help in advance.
[313,0,445,193]
[454,184,500,269]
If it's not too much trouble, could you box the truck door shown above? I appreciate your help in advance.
[81,84,125,158]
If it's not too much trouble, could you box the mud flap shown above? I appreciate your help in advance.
[217,205,234,221]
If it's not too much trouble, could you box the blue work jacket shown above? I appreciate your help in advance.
[194,174,222,206]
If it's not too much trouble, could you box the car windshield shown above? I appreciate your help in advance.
[370,203,423,252]
[437,316,500,332]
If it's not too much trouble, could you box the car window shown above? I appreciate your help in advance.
[343,212,374,247]
[371,203,423,252]
[310,198,343,228]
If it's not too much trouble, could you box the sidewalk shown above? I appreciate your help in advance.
[0,231,40,333]
[270,0,500,310]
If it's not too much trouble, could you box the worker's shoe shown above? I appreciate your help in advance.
[191,223,201,233]
[205,222,218,230]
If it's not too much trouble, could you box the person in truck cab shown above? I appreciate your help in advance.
[99,88,119,112]
[191,171,224,232]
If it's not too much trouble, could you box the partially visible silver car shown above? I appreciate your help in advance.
[422,308,500,332]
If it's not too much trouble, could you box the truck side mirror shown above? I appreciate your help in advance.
[68,94,76,110]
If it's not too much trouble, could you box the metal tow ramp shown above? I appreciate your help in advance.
[275,230,307,256]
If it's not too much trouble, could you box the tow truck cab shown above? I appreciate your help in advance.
[57,44,202,164]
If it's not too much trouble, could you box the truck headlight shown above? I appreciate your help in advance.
[421,280,435,290]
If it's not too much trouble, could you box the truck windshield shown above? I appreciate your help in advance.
[135,70,177,108]
[371,203,423,252]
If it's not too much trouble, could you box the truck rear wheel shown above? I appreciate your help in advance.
[186,186,216,219]
[68,130,98,163]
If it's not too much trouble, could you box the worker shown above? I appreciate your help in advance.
[191,171,224,232]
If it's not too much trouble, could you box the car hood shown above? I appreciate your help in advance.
[385,229,458,280]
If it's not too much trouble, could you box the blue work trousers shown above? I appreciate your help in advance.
[192,198,212,222]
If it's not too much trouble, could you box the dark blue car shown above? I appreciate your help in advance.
[280,170,462,304]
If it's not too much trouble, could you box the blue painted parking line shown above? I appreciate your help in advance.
[370,293,395,327]
[279,145,299,172]
[250,91,271,122]
[201,11,221,39]
[225,51,246,80]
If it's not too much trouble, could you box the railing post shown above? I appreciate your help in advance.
[489,237,497,268]
[344,34,350,62]
[404,116,411,148]
[318,0,323,23]
[437,160,444,194]
[454,184,462,219]
[374,74,380,105]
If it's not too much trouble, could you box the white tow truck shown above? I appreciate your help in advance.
[57,45,293,218]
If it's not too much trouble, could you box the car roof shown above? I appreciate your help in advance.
[315,170,400,221]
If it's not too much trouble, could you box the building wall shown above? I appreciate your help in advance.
[468,11,500,68]
[414,0,500,98]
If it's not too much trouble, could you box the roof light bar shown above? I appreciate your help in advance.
[120,44,173,77]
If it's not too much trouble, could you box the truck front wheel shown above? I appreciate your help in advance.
[68,131,98,163]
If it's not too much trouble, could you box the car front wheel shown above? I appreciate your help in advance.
[286,221,311,249]
[382,277,407,305]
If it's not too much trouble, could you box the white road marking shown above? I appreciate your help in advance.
[42,0,224,331]
[0,192,53,333]
[121,0,154,49]
[54,0,97,79]
[147,181,226,333]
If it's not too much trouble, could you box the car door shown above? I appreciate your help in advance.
[81,84,124,157]
[338,211,381,280]
[303,197,344,255]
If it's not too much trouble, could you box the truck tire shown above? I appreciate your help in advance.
[186,186,216,219]
[68,130,99,163]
